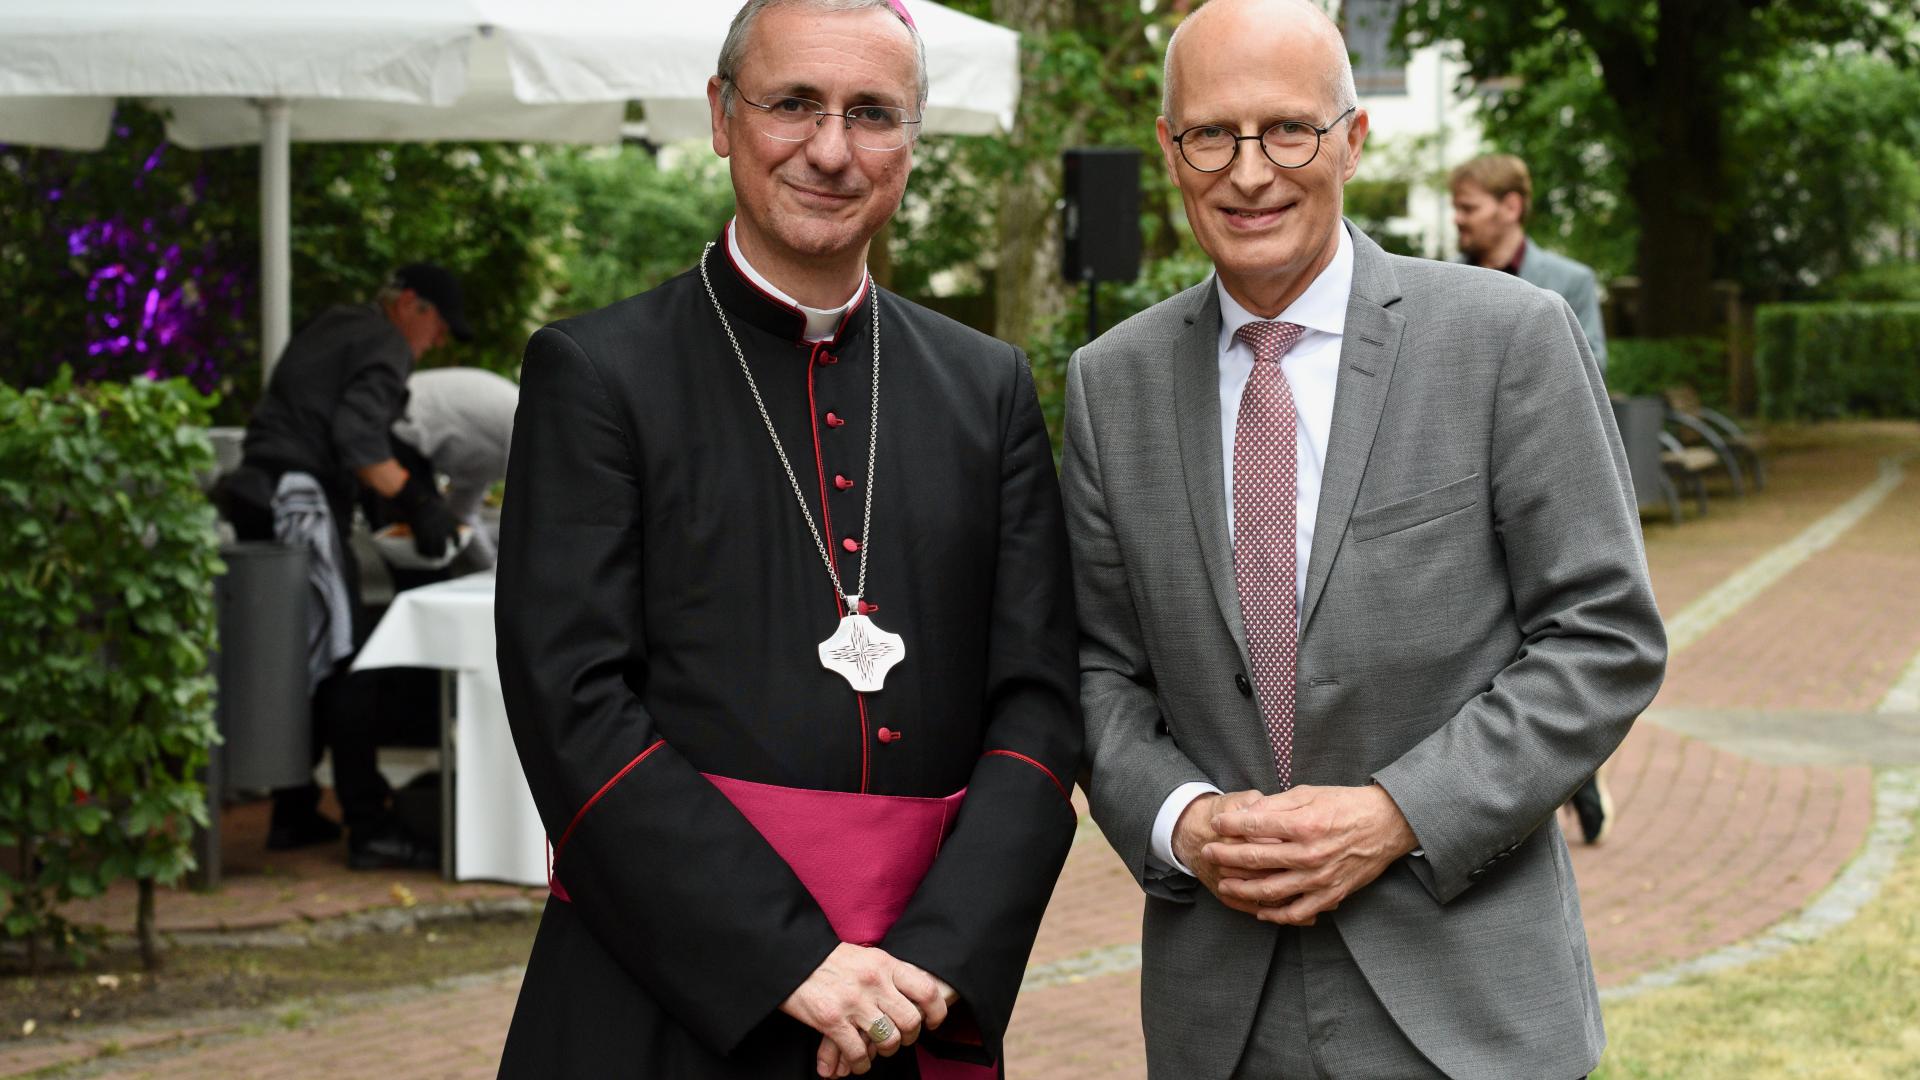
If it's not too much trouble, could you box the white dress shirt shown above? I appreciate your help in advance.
[727,219,865,342]
[1149,225,1355,875]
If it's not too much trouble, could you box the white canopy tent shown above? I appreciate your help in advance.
[0,0,1019,378]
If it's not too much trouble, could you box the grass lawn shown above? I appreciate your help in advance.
[1595,788,1920,1079]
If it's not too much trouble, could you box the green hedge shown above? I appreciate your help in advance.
[1605,336,1731,411]
[1754,302,1920,419]
[0,371,223,971]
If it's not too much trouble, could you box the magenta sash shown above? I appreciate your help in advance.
[702,774,994,1080]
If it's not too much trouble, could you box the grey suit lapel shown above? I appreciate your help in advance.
[1170,278,1254,670]
[1300,224,1407,633]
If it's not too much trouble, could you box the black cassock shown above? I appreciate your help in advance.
[494,239,1082,1077]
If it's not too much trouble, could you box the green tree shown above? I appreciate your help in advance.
[1722,54,1920,296]
[1400,0,1918,336]
[891,0,1209,438]
[537,145,737,319]
[2,105,565,413]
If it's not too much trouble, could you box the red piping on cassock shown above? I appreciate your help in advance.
[983,749,1071,805]
[547,739,666,899]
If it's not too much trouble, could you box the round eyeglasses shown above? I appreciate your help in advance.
[732,84,922,152]
[1172,106,1356,172]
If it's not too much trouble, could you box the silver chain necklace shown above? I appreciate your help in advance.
[699,243,905,692]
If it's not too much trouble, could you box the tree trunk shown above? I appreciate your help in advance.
[870,218,894,291]
[1631,5,1725,339]
[1626,154,1720,339]
[136,877,160,971]
[992,152,1068,353]
[1587,0,1733,339]
[991,0,1075,354]
[19,845,39,977]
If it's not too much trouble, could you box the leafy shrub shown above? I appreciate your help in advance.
[0,371,222,971]
[1754,303,1920,420]
[1606,337,1731,411]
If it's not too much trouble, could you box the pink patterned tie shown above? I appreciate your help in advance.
[1232,320,1306,788]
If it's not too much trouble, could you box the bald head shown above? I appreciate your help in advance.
[1162,0,1356,121]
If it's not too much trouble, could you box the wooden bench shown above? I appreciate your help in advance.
[1665,385,1767,494]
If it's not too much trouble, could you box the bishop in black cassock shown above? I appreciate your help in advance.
[494,210,1080,1073]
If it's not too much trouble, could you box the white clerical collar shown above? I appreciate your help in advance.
[726,219,866,342]
[1216,222,1354,351]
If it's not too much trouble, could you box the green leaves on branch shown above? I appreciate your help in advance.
[0,370,223,967]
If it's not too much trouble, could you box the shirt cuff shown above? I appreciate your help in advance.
[1148,782,1223,877]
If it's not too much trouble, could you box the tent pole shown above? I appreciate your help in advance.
[259,98,291,389]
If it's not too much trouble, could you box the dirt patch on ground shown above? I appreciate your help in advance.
[0,912,536,1041]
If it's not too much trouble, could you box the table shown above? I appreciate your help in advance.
[353,572,545,887]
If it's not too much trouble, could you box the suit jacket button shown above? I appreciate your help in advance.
[1469,868,1487,880]
[1234,674,1252,697]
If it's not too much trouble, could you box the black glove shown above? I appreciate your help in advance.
[395,472,460,560]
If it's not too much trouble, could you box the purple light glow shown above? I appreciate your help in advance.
[34,105,257,397]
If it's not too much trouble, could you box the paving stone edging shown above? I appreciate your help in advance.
[4,966,526,1079]
[1599,767,1920,1001]
[0,898,542,964]
[169,896,539,950]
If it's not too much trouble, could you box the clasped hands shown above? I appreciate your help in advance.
[781,942,959,1078]
[1173,784,1419,926]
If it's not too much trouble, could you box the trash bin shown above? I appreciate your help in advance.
[214,541,313,792]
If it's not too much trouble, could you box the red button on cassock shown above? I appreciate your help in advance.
[857,600,879,615]
[834,474,855,490]
[825,412,846,427]
[818,352,839,366]
[842,538,861,552]
[877,727,901,744]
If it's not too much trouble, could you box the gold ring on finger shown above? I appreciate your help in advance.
[866,1015,896,1043]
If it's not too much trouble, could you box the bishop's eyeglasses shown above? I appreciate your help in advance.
[1171,106,1357,172]
[728,81,922,152]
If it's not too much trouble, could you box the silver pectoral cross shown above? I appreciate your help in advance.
[817,595,905,693]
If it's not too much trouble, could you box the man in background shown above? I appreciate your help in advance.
[225,263,467,869]
[389,364,518,572]
[1452,153,1609,371]
[1453,154,1619,842]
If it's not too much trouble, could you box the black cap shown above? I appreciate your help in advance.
[392,262,473,342]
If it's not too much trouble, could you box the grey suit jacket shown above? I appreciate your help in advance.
[1064,223,1665,1079]
[1521,243,1608,369]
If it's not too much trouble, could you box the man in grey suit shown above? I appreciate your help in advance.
[1062,1,1666,1077]
[1451,153,1610,371]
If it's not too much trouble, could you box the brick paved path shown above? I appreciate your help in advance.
[7,421,1917,1079]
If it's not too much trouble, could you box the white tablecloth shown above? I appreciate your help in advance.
[353,572,545,887]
